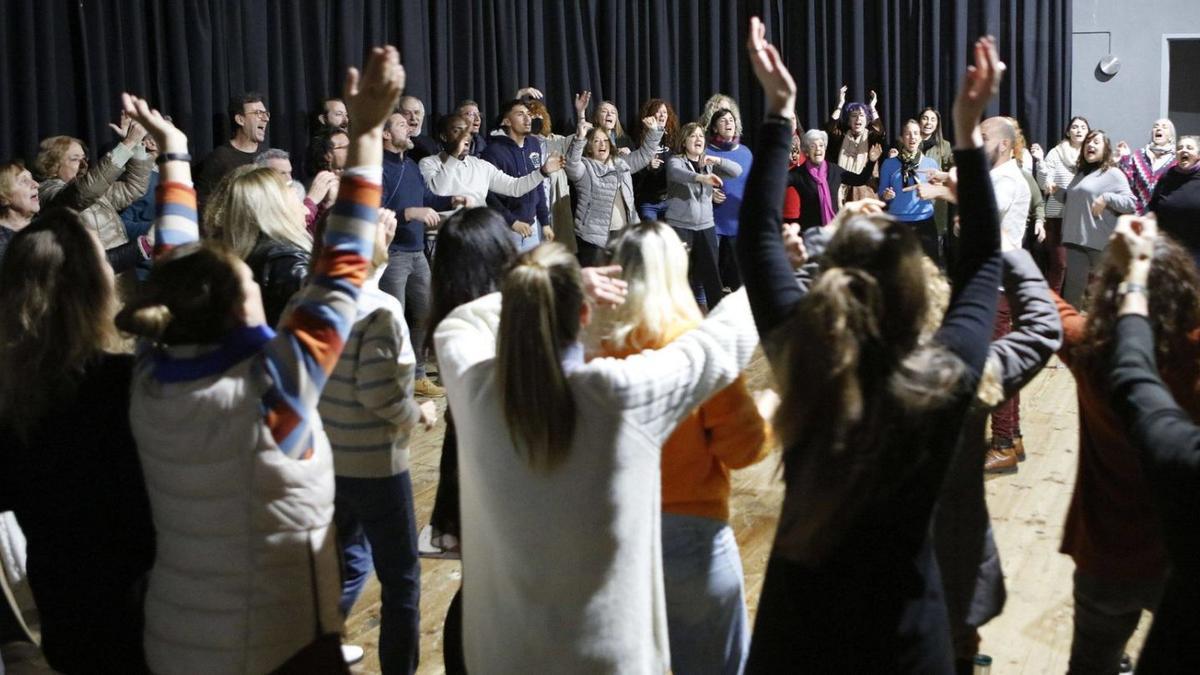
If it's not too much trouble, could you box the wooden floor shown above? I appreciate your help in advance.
[344,354,1152,674]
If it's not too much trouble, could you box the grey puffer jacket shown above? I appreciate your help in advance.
[664,155,743,231]
[566,126,663,247]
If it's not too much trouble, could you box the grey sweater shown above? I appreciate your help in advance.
[1062,167,1136,250]
[664,155,743,230]
[566,126,663,247]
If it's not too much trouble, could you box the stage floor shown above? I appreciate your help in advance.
[345,353,1152,674]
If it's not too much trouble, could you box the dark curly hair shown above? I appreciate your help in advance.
[1073,232,1200,371]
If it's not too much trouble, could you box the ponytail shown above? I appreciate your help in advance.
[496,244,583,471]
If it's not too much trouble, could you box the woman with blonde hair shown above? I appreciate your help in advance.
[205,163,314,326]
[588,219,771,674]
[0,208,155,673]
[592,99,632,155]
[435,237,759,671]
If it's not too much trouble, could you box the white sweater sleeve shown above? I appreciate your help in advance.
[433,292,503,389]
[588,288,760,443]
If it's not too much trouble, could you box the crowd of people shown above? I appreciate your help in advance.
[0,16,1198,675]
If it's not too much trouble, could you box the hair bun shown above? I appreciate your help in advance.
[116,302,173,340]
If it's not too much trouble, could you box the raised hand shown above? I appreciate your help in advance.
[1109,215,1158,273]
[516,86,544,100]
[121,93,187,154]
[581,265,628,307]
[306,171,338,203]
[376,208,399,251]
[576,119,594,140]
[1116,141,1131,158]
[868,89,878,109]
[642,116,660,131]
[868,143,883,162]
[575,91,592,118]
[541,152,565,174]
[952,36,1005,149]
[746,17,797,118]
[1030,143,1044,162]
[344,45,405,136]
[838,85,848,106]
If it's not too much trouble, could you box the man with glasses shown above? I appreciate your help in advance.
[195,92,271,207]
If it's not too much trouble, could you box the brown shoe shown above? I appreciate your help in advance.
[1013,436,1026,462]
[984,446,1018,474]
[414,377,445,398]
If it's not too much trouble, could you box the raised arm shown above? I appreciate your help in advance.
[104,153,154,212]
[623,119,664,174]
[39,117,148,211]
[932,37,1005,377]
[738,17,808,344]
[565,119,591,183]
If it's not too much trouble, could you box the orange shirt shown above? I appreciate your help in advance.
[599,321,772,522]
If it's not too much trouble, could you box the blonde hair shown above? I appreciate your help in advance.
[699,94,744,137]
[497,243,583,471]
[590,221,700,355]
[0,161,28,216]
[205,165,311,258]
[591,101,626,142]
[35,136,85,181]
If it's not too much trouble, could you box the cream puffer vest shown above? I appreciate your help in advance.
[130,355,342,674]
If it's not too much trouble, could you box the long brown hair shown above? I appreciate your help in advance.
[116,243,246,345]
[496,243,583,471]
[773,214,965,563]
[1077,129,1117,174]
[0,209,118,438]
[634,98,679,149]
[1073,233,1200,371]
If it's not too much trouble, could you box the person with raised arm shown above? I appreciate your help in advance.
[114,45,403,673]
[740,19,1004,672]
[1106,216,1200,673]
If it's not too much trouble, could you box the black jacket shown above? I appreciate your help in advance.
[246,238,311,328]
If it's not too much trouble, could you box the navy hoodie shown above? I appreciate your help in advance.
[480,134,549,229]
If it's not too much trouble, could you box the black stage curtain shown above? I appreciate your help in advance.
[0,0,1069,168]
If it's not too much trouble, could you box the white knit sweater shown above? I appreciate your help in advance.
[434,288,759,674]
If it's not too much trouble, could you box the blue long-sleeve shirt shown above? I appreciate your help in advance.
[878,155,939,222]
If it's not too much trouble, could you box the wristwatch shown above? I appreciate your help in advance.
[1116,281,1148,298]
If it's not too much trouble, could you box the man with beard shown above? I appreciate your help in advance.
[195,92,269,207]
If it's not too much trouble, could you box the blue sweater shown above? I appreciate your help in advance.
[708,143,754,237]
[383,150,452,252]
[480,134,549,230]
[878,155,939,222]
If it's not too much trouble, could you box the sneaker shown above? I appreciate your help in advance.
[341,644,365,665]
[418,524,462,560]
[414,377,445,398]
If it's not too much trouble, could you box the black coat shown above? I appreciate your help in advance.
[786,158,877,229]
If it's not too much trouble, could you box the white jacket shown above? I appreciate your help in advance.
[435,288,759,674]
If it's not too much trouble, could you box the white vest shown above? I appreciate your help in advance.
[130,355,342,674]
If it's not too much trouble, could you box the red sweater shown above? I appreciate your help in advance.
[1056,294,1200,579]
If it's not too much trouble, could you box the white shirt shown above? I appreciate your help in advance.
[418,153,543,210]
[991,158,1032,251]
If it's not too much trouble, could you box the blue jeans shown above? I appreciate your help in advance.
[335,472,420,675]
[379,249,431,380]
[662,513,749,675]
[640,200,668,222]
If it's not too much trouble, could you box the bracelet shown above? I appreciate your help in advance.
[156,152,191,165]
[1117,281,1148,297]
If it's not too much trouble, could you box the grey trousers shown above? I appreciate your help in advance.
[1063,244,1104,309]
[1069,569,1165,675]
[379,249,431,380]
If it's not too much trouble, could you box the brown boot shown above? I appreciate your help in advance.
[984,444,1018,474]
[1013,436,1026,462]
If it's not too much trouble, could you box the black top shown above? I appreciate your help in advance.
[246,238,311,328]
[737,119,1001,673]
[786,157,877,229]
[194,142,258,205]
[408,134,442,163]
[1109,315,1200,673]
[633,141,673,206]
[0,354,153,673]
[1148,168,1200,260]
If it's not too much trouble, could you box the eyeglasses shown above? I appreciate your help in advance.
[245,110,271,119]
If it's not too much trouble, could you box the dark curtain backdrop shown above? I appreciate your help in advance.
[0,0,1069,167]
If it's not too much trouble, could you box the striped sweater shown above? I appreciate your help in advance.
[319,268,422,477]
[150,169,379,459]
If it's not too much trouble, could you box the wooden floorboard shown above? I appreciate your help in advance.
[345,353,1151,674]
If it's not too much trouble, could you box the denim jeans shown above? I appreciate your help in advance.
[379,249,431,380]
[662,513,749,675]
[335,472,421,675]
[640,200,669,223]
